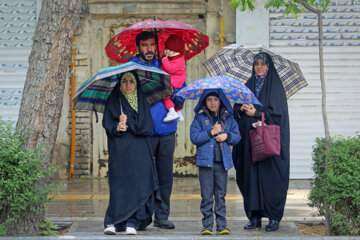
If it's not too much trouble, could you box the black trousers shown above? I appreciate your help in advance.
[150,133,175,220]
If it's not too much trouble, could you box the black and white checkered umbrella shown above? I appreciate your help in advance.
[203,44,308,99]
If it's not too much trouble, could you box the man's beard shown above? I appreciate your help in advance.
[139,51,155,62]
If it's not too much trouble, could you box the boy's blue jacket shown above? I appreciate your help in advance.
[129,55,177,136]
[190,89,241,170]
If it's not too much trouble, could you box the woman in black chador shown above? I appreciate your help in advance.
[232,53,290,232]
[102,72,158,235]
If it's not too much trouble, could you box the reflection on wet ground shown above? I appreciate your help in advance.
[44,177,320,237]
[47,177,317,222]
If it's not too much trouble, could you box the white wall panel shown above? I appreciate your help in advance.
[270,0,360,178]
[0,0,37,123]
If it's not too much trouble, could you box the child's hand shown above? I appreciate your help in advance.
[215,133,228,142]
[211,122,222,136]
[162,49,170,58]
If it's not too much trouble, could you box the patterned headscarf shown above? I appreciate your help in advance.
[254,53,269,97]
[120,72,138,112]
[255,53,269,70]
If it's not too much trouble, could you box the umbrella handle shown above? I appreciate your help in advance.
[119,97,123,115]
[153,16,161,60]
[116,74,124,115]
[154,29,161,61]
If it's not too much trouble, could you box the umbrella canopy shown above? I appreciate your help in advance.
[105,19,209,63]
[73,62,172,113]
[175,75,262,105]
[203,44,308,98]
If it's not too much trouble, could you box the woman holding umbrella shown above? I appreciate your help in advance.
[232,53,290,232]
[102,72,158,235]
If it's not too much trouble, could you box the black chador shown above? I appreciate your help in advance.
[232,53,290,222]
[103,79,158,231]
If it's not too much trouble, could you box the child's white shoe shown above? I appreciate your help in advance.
[177,111,185,122]
[163,107,179,122]
[104,224,116,235]
[126,227,137,235]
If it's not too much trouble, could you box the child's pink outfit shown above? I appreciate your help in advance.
[161,55,186,109]
[161,34,187,122]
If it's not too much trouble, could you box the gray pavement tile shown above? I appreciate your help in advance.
[66,220,303,236]
[19,178,354,239]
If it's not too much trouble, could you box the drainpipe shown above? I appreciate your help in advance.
[69,36,76,180]
[219,0,225,48]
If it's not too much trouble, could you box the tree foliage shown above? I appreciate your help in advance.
[8,0,83,235]
[309,136,360,236]
[229,0,332,15]
[0,120,56,236]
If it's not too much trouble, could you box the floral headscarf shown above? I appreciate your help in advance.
[120,72,138,112]
[254,53,269,97]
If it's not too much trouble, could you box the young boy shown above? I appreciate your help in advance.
[190,89,241,235]
[161,34,187,122]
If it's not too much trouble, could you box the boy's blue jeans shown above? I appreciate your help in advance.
[199,162,228,228]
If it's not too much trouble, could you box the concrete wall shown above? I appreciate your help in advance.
[235,0,269,46]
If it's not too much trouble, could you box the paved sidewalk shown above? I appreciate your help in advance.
[41,177,327,239]
[6,177,357,239]
[46,177,318,223]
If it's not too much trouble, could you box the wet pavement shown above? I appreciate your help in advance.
[34,177,332,239]
[7,177,356,239]
[46,177,318,223]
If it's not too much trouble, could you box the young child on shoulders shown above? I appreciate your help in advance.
[161,34,187,122]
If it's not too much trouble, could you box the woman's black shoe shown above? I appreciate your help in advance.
[265,220,279,232]
[244,218,262,229]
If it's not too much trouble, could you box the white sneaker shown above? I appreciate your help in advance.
[177,111,185,122]
[104,224,116,235]
[163,111,179,122]
[126,226,137,235]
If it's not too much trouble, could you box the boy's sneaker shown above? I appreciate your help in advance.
[163,111,179,122]
[216,226,230,235]
[104,224,116,235]
[201,225,213,235]
[125,227,137,235]
[177,111,185,122]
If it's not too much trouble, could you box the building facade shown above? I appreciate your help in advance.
[0,0,359,179]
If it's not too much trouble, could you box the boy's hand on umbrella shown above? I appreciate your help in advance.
[215,133,227,142]
[211,122,222,136]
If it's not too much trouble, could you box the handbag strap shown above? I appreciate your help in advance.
[261,112,274,125]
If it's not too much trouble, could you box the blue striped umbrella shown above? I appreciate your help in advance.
[73,62,172,112]
[175,75,262,105]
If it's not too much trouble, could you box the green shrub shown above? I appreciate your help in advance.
[309,135,360,236]
[39,218,59,236]
[0,119,56,236]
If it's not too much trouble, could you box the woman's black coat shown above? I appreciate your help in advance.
[102,80,158,231]
[232,53,290,221]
